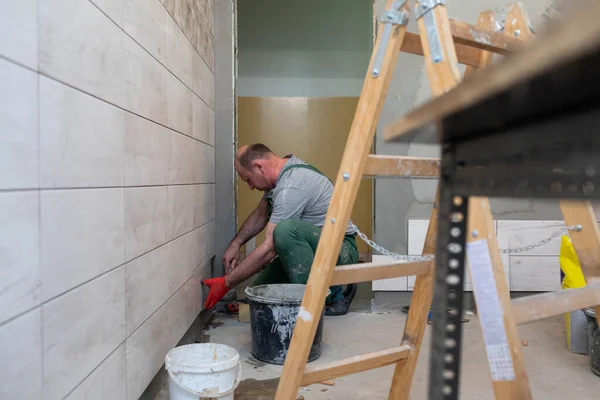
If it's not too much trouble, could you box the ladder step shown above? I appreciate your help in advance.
[513,285,600,324]
[402,32,483,68]
[364,155,440,178]
[301,345,412,386]
[449,19,523,55]
[332,260,431,285]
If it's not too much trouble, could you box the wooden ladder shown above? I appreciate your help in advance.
[273,1,600,399]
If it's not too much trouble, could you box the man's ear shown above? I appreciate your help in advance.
[253,160,266,174]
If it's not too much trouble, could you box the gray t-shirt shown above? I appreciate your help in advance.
[265,155,354,235]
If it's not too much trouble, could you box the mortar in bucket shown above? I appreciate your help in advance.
[245,283,328,365]
[165,343,242,400]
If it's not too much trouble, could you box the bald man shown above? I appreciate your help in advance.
[202,143,359,316]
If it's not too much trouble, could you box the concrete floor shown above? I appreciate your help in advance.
[151,310,600,400]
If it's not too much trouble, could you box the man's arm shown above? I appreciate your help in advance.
[223,196,269,273]
[230,196,269,247]
[225,222,277,288]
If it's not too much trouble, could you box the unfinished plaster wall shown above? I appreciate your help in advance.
[0,0,215,398]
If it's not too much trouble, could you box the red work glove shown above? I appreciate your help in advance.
[202,277,230,310]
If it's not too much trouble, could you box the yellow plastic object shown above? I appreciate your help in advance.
[559,235,587,351]
[560,235,586,290]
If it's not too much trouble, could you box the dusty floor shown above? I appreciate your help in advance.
[154,309,599,399]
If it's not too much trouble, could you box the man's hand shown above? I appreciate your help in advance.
[223,244,241,274]
[202,277,230,310]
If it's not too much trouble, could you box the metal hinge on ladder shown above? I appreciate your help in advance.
[415,0,446,64]
[372,0,409,78]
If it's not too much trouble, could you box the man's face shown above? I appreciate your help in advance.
[236,161,273,192]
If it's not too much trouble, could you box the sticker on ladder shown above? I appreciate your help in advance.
[466,239,516,381]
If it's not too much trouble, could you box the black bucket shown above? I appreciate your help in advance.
[245,284,327,365]
[584,307,600,377]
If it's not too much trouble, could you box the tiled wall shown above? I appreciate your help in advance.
[0,0,215,399]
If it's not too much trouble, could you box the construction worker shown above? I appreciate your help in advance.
[203,143,359,315]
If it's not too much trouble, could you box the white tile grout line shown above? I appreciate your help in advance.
[0,54,216,152]
[0,219,216,330]
[0,182,217,193]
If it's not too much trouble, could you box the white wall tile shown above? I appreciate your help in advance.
[64,344,127,400]
[166,15,193,87]
[194,184,216,228]
[124,113,171,186]
[195,141,215,183]
[90,0,126,28]
[509,256,562,291]
[0,0,37,69]
[124,0,168,65]
[39,0,126,108]
[192,50,214,108]
[167,72,193,135]
[39,77,125,188]
[193,94,215,145]
[167,184,195,240]
[126,270,200,400]
[0,309,42,400]
[43,267,126,400]
[169,133,196,184]
[194,220,216,267]
[407,219,429,255]
[125,243,170,335]
[126,230,197,334]
[371,255,408,291]
[0,59,38,189]
[41,188,125,301]
[125,186,169,261]
[0,192,40,323]
[124,36,168,124]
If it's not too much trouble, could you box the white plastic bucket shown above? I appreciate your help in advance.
[165,343,242,400]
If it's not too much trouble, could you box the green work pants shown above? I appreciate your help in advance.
[252,219,359,304]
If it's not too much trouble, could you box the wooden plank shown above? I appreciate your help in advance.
[388,192,438,399]
[331,260,431,285]
[463,11,532,400]
[383,2,600,142]
[466,198,532,400]
[301,345,412,386]
[364,155,440,178]
[389,4,462,398]
[274,1,411,398]
[449,19,524,55]
[401,32,483,67]
[559,200,600,319]
[512,285,600,324]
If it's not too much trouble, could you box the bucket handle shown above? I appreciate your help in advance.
[168,360,243,399]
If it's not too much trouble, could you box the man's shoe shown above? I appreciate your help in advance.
[325,284,357,316]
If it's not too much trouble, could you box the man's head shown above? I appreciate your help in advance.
[235,143,286,191]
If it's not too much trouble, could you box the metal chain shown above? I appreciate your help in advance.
[349,221,435,262]
[350,221,583,260]
[499,224,582,254]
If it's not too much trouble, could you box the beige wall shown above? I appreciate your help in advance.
[0,0,215,399]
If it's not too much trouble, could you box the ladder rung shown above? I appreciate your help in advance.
[332,260,431,285]
[513,285,600,324]
[450,19,523,55]
[364,155,440,178]
[402,32,483,68]
[301,345,412,386]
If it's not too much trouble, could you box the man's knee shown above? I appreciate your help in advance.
[273,219,298,249]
